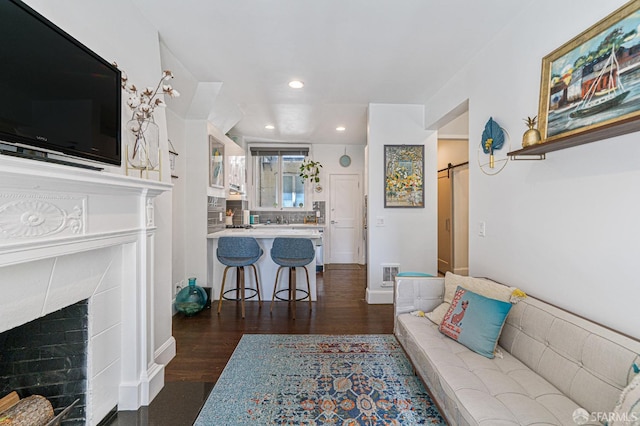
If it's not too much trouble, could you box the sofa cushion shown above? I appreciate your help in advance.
[426,272,514,325]
[439,286,512,358]
[396,313,584,425]
[499,296,640,415]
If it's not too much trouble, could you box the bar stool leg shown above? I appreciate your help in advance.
[290,266,296,320]
[217,266,231,314]
[250,264,262,307]
[303,266,312,311]
[239,266,246,318]
[270,266,283,312]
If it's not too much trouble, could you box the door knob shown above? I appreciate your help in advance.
[331,220,337,224]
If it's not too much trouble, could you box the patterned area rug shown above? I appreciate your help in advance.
[195,334,445,425]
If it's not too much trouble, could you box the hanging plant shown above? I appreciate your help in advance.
[299,159,323,183]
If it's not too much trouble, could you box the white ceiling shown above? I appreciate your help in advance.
[131,0,527,145]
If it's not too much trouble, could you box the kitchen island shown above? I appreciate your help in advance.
[207,226,322,305]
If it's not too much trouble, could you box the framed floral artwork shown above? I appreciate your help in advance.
[384,145,424,208]
[209,136,224,188]
[538,1,640,144]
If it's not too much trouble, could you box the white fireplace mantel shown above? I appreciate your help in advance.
[0,154,172,424]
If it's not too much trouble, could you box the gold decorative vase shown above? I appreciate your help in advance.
[522,116,541,147]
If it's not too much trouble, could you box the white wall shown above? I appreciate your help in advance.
[24,0,176,381]
[183,120,210,284]
[366,104,438,303]
[437,139,468,170]
[439,111,469,140]
[310,144,366,263]
[166,109,187,301]
[426,0,640,339]
[161,43,200,299]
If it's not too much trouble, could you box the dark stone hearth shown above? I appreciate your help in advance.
[0,300,88,425]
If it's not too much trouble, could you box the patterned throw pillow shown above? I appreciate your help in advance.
[609,364,640,426]
[439,286,512,358]
[425,272,515,325]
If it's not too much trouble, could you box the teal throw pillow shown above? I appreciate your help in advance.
[609,363,640,426]
[439,285,512,358]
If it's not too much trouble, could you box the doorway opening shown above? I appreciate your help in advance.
[437,112,469,276]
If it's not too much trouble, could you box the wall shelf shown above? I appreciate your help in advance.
[508,116,640,160]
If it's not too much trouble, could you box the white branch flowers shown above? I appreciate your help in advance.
[112,62,180,122]
[113,63,180,167]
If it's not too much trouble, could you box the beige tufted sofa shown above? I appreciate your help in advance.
[394,275,640,426]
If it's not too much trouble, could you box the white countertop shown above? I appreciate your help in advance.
[207,226,322,239]
[251,224,324,229]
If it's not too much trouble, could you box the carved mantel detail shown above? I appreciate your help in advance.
[0,193,85,239]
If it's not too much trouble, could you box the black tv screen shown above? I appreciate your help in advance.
[0,0,121,166]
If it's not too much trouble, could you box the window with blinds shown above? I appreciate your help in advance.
[251,147,309,209]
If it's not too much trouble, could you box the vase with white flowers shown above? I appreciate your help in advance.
[114,63,180,177]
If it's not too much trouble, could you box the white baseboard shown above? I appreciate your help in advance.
[366,288,393,304]
[118,362,165,409]
[453,267,469,276]
[146,363,165,405]
[155,336,176,366]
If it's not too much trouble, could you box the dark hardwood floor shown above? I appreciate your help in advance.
[106,264,394,425]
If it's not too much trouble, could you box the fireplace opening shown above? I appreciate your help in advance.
[0,300,88,425]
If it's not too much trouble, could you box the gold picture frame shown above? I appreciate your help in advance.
[538,0,640,144]
[384,145,424,208]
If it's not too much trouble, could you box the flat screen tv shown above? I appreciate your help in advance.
[0,0,121,167]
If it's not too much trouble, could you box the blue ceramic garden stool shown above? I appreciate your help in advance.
[216,237,263,318]
[270,237,315,320]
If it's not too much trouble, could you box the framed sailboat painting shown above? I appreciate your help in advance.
[538,0,640,143]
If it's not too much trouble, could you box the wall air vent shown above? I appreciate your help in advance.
[381,263,400,287]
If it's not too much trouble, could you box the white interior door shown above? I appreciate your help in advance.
[329,174,360,264]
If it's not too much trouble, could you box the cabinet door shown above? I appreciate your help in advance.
[228,154,245,193]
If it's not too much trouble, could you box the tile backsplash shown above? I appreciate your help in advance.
[225,200,248,225]
[224,201,326,225]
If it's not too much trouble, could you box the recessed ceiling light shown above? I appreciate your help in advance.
[336,126,346,132]
[265,124,275,130]
[288,80,304,89]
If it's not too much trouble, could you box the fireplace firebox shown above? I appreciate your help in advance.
[0,300,88,424]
